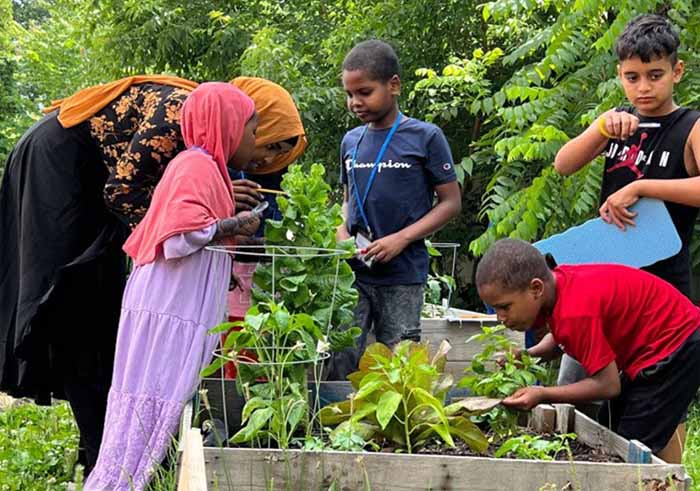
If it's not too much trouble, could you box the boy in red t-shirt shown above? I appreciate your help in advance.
[476,238,700,463]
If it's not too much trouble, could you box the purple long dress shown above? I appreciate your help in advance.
[85,225,229,490]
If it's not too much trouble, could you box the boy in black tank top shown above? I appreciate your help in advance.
[555,14,700,299]
[553,14,700,463]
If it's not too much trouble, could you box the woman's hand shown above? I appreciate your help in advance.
[233,179,263,211]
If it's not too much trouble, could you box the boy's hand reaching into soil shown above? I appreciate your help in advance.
[502,386,545,411]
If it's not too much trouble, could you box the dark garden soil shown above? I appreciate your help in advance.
[416,431,623,463]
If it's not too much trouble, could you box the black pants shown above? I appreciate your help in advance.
[43,249,126,474]
[598,329,700,453]
[326,280,424,380]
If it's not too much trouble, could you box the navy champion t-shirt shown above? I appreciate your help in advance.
[340,116,456,285]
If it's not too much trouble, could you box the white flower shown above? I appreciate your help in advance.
[316,336,330,354]
[292,340,305,351]
[286,229,295,241]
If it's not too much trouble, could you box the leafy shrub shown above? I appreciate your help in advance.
[320,341,489,454]
[458,325,549,436]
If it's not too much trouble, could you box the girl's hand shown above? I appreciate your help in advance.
[234,211,261,236]
[233,179,263,211]
[214,212,260,240]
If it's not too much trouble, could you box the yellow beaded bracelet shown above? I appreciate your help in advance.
[598,117,614,139]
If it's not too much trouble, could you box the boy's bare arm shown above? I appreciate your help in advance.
[501,361,621,410]
[554,110,639,176]
[362,181,462,263]
[526,333,560,361]
[336,186,352,242]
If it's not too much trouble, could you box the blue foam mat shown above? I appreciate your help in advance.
[533,198,680,267]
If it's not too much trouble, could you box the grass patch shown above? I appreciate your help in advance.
[684,402,700,491]
[0,401,79,490]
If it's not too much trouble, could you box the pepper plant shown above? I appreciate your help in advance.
[495,433,576,461]
[204,301,336,448]
[319,341,489,454]
[457,325,549,436]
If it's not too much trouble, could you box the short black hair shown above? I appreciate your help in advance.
[615,14,680,65]
[342,39,401,82]
[475,239,553,291]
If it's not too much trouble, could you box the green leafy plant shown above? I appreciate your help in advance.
[202,165,361,448]
[205,301,345,448]
[252,163,359,341]
[319,341,489,454]
[458,325,549,436]
[422,241,457,318]
[495,433,576,461]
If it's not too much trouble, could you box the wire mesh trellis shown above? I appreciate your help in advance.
[197,244,351,449]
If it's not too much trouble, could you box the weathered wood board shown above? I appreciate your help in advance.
[179,400,690,491]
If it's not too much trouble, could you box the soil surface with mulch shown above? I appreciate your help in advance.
[214,423,623,463]
[416,431,623,463]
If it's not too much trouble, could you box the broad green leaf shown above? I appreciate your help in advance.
[449,417,489,453]
[241,397,271,424]
[375,391,402,430]
[231,407,274,443]
[349,402,378,423]
[354,379,384,401]
[359,343,393,372]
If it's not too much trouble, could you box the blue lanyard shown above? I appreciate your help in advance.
[350,112,403,234]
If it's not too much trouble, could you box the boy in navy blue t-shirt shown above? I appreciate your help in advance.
[330,40,462,379]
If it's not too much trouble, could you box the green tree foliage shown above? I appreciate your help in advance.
[414,1,700,257]
[0,0,100,166]
[6,0,700,300]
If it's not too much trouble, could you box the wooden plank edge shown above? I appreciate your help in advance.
[178,399,195,453]
[178,428,208,491]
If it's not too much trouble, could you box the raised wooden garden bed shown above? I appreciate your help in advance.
[419,307,522,376]
[178,381,691,491]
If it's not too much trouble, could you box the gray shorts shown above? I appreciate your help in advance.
[326,280,423,380]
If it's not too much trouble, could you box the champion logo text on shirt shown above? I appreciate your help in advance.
[344,158,413,172]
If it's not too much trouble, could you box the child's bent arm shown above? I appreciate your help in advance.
[363,181,460,263]
[554,119,610,176]
[526,333,560,361]
[502,361,620,410]
[627,177,700,208]
[362,181,461,263]
[540,360,621,403]
[397,181,462,242]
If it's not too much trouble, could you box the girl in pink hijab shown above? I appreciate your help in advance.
[85,83,259,491]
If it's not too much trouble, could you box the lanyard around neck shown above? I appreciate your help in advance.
[350,112,403,234]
